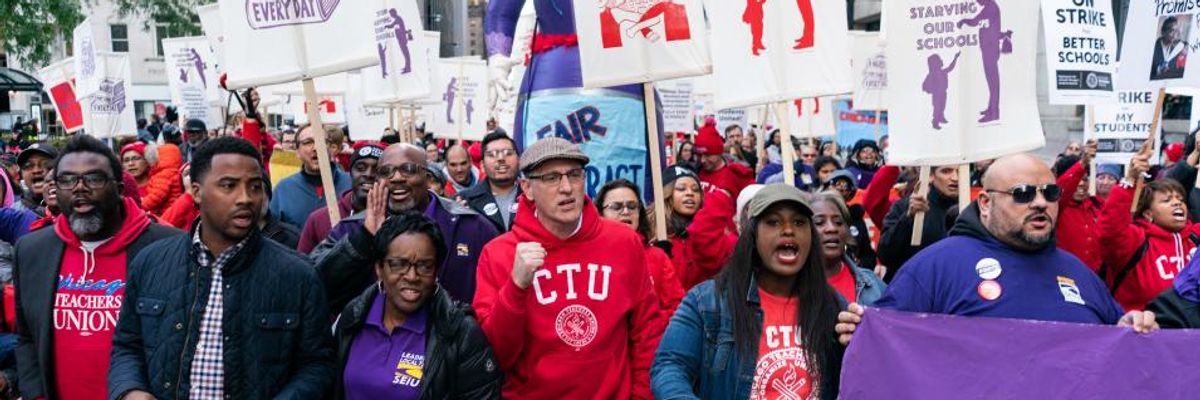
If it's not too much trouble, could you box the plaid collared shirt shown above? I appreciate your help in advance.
[188,225,248,399]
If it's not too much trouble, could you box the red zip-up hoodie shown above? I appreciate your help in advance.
[1099,183,1200,311]
[1056,162,1104,272]
[473,196,663,400]
[672,187,738,290]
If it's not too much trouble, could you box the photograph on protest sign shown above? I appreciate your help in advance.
[1040,0,1117,104]
[1118,1,1200,89]
[428,59,489,141]
[37,58,85,133]
[162,37,221,128]
[1087,90,1161,167]
[571,0,711,88]
[707,0,852,108]
[851,31,887,111]
[81,53,136,138]
[361,0,434,105]
[885,0,1043,165]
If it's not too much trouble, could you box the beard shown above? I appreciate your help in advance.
[69,212,104,237]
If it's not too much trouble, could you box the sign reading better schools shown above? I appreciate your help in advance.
[1040,0,1117,104]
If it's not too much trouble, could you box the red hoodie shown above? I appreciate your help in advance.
[1056,162,1104,272]
[699,161,755,201]
[1098,183,1200,311]
[473,196,663,400]
[52,197,152,400]
[672,188,738,290]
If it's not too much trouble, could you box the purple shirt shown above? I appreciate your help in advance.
[343,293,428,400]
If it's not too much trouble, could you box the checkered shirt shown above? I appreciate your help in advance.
[188,225,248,399]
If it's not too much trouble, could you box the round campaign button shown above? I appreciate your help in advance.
[975,258,1002,280]
[483,203,499,216]
[977,280,1003,301]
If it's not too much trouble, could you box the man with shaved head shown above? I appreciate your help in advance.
[443,144,479,197]
[310,143,499,311]
[836,153,1159,345]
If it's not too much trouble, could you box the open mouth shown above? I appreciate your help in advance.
[230,210,254,229]
[1173,208,1187,222]
[821,237,841,250]
[557,197,577,209]
[1026,213,1051,229]
[618,217,634,227]
[775,241,801,264]
[681,199,697,209]
[391,187,411,202]
[71,200,95,214]
[398,287,422,302]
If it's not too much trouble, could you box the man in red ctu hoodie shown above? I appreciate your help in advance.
[693,122,755,200]
[473,138,663,399]
[13,135,179,400]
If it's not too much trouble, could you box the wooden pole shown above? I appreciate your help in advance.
[1087,106,1097,196]
[302,79,343,225]
[911,165,931,246]
[958,164,970,211]
[775,102,796,186]
[756,106,769,171]
[1131,87,1167,213]
[644,83,668,241]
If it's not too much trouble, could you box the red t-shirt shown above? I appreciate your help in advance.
[751,289,815,400]
[827,263,858,304]
[54,239,126,400]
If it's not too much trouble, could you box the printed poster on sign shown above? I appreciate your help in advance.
[162,37,221,128]
[1117,1,1200,90]
[218,0,378,89]
[884,0,1044,166]
[361,0,433,105]
[429,59,489,141]
[785,97,836,138]
[572,0,711,88]
[81,53,136,138]
[657,78,695,132]
[37,58,85,133]
[72,18,105,98]
[717,108,750,135]
[1041,0,1117,104]
[346,71,391,141]
[851,31,888,111]
[1086,91,1161,166]
[706,0,852,109]
[836,99,889,150]
[290,95,347,125]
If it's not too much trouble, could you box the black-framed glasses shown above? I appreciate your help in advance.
[526,168,585,185]
[376,163,423,179]
[485,148,516,159]
[986,184,1062,204]
[383,258,437,277]
[603,201,639,213]
[56,172,113,189]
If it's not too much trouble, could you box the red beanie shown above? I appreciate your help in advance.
[1166,143,1185,163]
[693,124,724,155]
[121,142,146,158]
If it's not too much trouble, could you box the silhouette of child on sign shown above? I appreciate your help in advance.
[923,52,960,130]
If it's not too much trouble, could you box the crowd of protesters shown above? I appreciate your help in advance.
[0,91,1195,400]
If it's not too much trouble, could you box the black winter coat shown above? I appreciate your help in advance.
[1146,287,1200,329]
[333,285,502,400]
[108,227,336,400]
[877,187,958,282]
[456,179,519,233]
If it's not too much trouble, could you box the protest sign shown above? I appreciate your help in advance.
[884,0,1044,166]
[72,18,105,98]
[851,31,888,111]
[571,0,711,88]
[346,71,391,141]
[786,97,836,138]
[1117,1,1200,90]
[706,0,852,108]
[290,95,346,125]
[1087,90,1162,166]
[361,0,434,105]
[657,78,695,132]
[37,58,85,133]
[1041,0,1117,104]
[841,308,1200,399]
[81,53,136,138]
[162,37,221,128]
[836,99,888,149]
[717,108,750,135]
[429,59,489,141]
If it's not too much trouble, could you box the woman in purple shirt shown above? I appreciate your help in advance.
[332,212,501,399]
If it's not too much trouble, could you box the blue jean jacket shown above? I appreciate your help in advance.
[651,278,843,400]
[847,256,888,306]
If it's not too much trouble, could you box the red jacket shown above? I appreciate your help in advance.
[646,245,685,318]
[1098,183,1200,311]
[698,161,755,201]
[160,192,199,230]
[1056,162,1104,272]
[141,143,184,216]
[863,165,901,227]
[473,196,662,400]
[672,188,738,290]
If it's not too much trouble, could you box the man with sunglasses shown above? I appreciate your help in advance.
[458,131,522,232]
[311,143,498,312]
[838,154,1158,347]
[14,135,179,400]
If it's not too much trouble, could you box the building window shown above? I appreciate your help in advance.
[110,24,129,52]
[156,24,169,56]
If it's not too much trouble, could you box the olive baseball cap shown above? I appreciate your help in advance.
[746,184,813,219]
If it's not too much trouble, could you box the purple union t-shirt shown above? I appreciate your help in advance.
[343,293,429,400]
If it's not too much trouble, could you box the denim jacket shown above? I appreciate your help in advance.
[651,278,843,400]
[847,256,888,306]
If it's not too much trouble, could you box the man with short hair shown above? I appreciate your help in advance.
[837,153,1158,346]
[458,131,522,231]
[14,135,179,400]
[181,119,210,162]
[473,137,663,399]
[297,142,384,253]
[442,145,477,197]
[269,124,352,228]
[693,123,755,199]
[12,143,57,215]
[878,165,960,280]
[281,128,298,151]
[312,143,498,310]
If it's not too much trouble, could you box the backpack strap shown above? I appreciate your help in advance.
[1109,238,1150,296]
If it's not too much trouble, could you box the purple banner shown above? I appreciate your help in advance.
[840,308,1200,399]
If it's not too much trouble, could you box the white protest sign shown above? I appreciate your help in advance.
[1041,0,1117,104]
[37,58,85,133]
[658,78,695,132]
[162,37,221,128]
[1117,1,1200,90]
[290,95,346,125]
[72,18,105,98]
[851,31,888,111]
[717,108,750,134]
[572,0,711,88]
[1088,90,1162,165]
[346,71,391,141]
[885,0,1044,165]
[785,97,836,138]
[429,59,489,141]
[196,4,232,106]
[706,0,852,109]
[81,53,136,138]
[361,1,433,105]
[218,0,379,89]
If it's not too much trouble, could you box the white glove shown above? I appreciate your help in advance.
[488,54,516,108]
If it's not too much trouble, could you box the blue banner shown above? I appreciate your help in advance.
[834,99,889,149]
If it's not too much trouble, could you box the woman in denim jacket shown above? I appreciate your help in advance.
[809,192,887,305]
[651,184,844,400]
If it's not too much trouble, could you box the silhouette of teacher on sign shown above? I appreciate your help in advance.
[743,0,766,56]
[958,0,1012,124]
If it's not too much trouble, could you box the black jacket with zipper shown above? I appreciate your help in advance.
[878,186,958,281]
[333,285,502,400]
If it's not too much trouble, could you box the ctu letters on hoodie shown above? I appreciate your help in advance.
[532,263,612,305]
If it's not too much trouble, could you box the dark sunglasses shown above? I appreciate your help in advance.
[375,163,423,179]
[986,184,1062,204]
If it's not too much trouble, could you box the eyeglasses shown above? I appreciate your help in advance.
[376,163,424,179]
[986,184,1062,204]
[56,172,113,189]
[485,148,516,159]
[526,168,585,185]
[603,201,639,213]
[383,258,437,277]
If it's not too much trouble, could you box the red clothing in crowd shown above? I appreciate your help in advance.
[699,161,755,202]
[672,188,738,290]
[827,263,858,304]
[160,192,199,230]
[52,197,152,400]
[646,245,686,318]
[1098,183,1200,311]
[473,196,662,400]
[140,143,184,216]
[239,119,277,177]
[1056,162,1104,272]
[297,191,356,253]
[751,289,813,400]
[862,165,901,228]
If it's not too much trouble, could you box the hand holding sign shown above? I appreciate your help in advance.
[1126,140,1152,182]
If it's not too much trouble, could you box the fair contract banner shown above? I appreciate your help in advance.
[1041,0,1118,104]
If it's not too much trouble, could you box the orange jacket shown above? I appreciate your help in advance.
[142,144,184,216]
